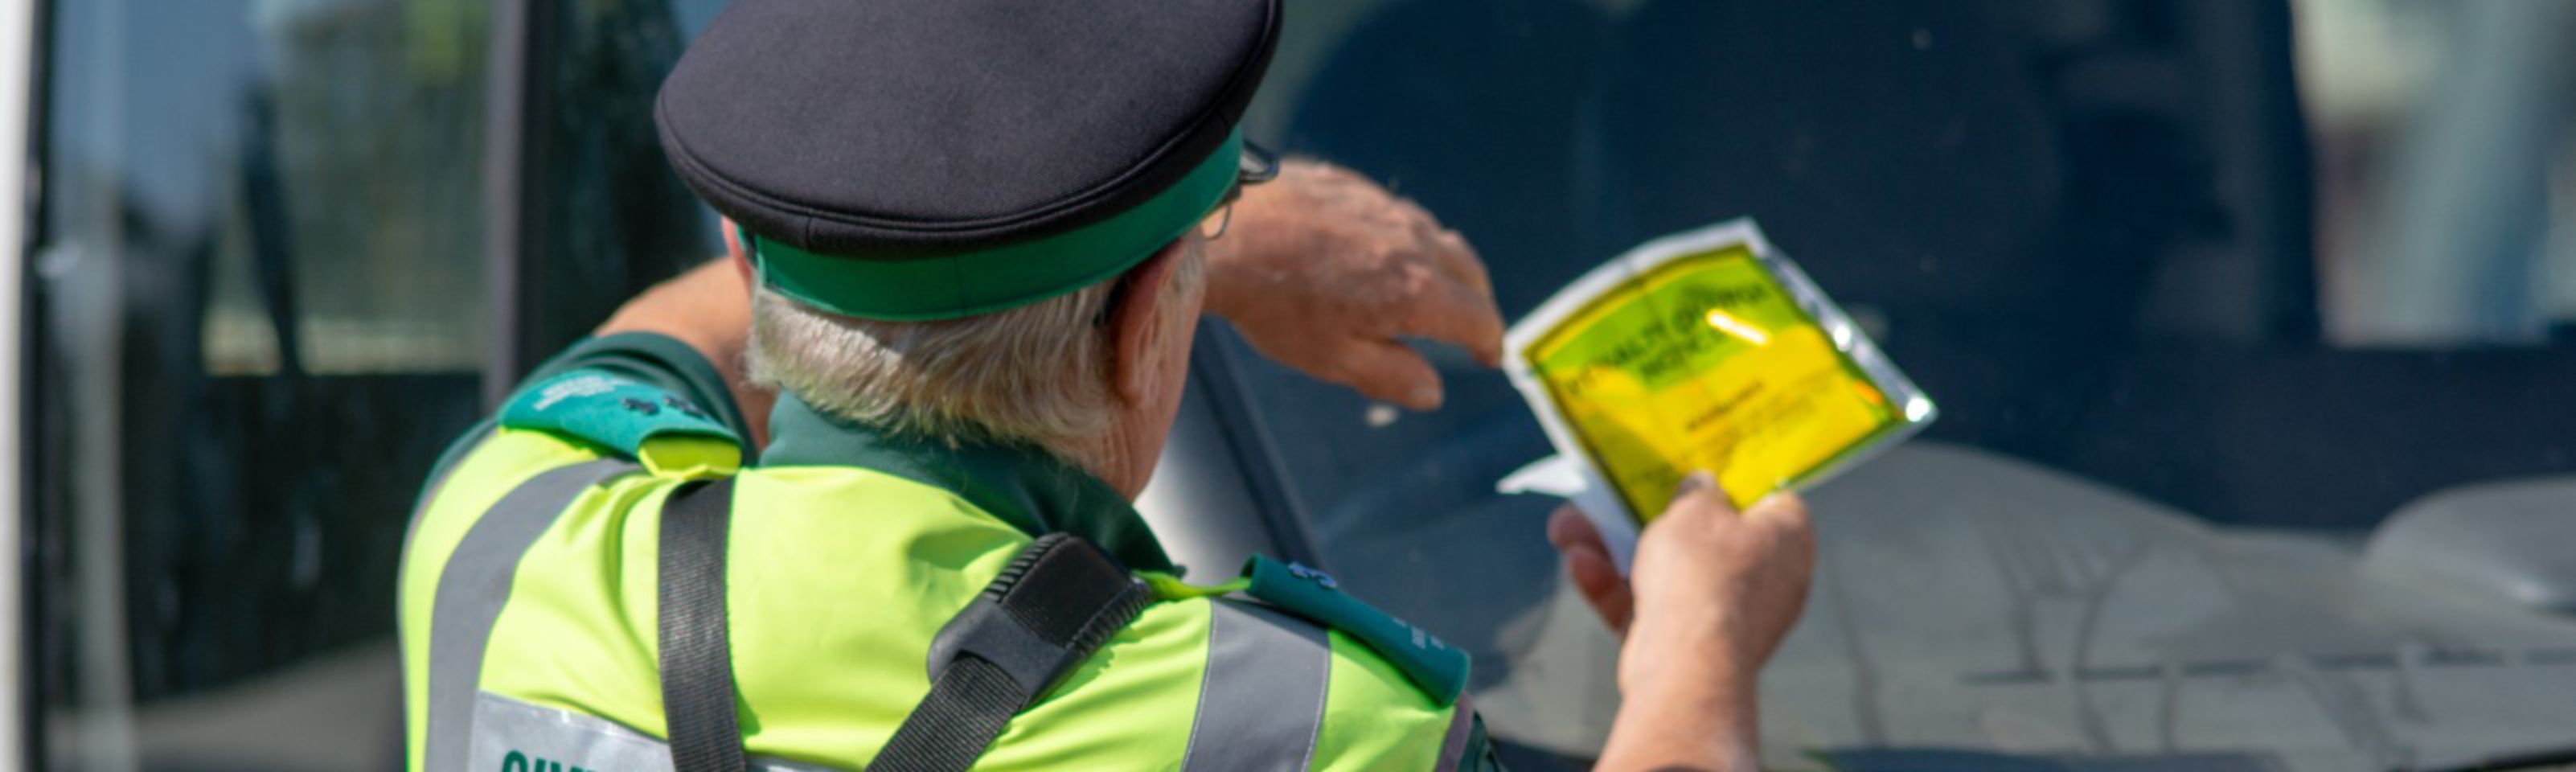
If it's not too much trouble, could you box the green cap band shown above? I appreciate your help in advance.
[747,129,1242,321]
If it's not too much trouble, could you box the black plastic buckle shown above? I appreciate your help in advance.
[924,597,1085,696]
[922,535,1151,698]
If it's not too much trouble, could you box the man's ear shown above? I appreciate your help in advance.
[723,219,756,289]
[1109,240,1189,406]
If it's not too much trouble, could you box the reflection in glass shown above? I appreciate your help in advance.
[35,0,489,768]
[1204,1,2576,769]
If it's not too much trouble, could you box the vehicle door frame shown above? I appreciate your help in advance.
[2,0,42,766]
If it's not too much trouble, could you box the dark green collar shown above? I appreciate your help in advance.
[760,393,1174,572]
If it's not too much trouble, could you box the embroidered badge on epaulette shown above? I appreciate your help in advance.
[501,369,741,478]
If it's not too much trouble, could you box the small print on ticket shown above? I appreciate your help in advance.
[1503,220,1934,567]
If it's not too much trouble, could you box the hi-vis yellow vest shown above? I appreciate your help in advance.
[397,334,1495,771]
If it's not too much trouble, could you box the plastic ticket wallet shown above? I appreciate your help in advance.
[1500,220,1934,570]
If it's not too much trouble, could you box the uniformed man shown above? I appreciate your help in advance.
[400,1,1815,770]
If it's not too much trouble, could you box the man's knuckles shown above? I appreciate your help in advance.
[1397,263,1446,303]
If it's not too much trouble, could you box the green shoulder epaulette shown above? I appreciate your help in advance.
[1237,554,1469,706]
[500,368,742,478]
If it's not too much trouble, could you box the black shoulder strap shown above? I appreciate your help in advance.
[658,478,748,772]
[655,480,1150,772]
[868,533,1153,772]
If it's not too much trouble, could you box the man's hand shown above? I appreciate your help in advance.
[1619,478,1815,685]
[1202,159,1503,411]
[1549,474,1817,772]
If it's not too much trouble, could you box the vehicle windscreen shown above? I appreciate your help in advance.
[26,1,2574,770]
[1202,2,2576,770]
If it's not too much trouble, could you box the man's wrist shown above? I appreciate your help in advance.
[1619,605,1745,685]
[1602,678,1763,771]
[1612,613,1764,766]
[1622,666,1757,723]
[1605,680,1762,771]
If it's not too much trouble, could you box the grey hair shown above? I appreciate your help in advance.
[747,237,1205,455]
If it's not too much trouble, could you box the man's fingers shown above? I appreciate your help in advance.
[1368,196,1501,366]
[1412,214,1493,299]
[1565,545,1632,633]
[1387,270,1507,367]
[1442,230,1494,297]
[1335,338,1446,410]
[1663,470,1741,518]
[1387,194,1485,294]
[1547,503,1603,550]
[1549,506,1632,633]
[1746,493,1818,565]
[1671,470,1716,502]
[1745,491,1810,528]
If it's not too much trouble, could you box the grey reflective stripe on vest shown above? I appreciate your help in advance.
[1434,693,1475,772]
[400,422,498,602]
[469,691,831,772]
[425,460,637,772]
[1180,599,1331,771]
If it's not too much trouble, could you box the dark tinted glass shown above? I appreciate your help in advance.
[1214,1,2576,769]
[33,0,486,768]
[27,0,736,766]
[500,0,720,375]
[30,0,737,763]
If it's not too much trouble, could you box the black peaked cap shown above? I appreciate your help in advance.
[657,0,1282,258]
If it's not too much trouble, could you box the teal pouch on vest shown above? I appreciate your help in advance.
[1241,554,1469,706]
[502,368,741,459]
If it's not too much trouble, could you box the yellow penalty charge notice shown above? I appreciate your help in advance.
[1500,220,1934,569]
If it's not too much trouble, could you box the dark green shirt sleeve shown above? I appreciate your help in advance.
[1454,712,1507,772]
